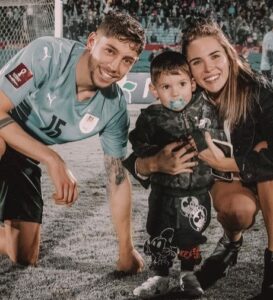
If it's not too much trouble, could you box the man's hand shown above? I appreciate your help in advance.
[153,141,198,175]
[46,152,78,206]
[116,248,144,274]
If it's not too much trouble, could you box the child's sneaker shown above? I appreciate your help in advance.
[180,271,204,298]
[133,275,170,298]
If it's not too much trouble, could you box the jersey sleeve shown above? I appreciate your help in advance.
[0,37,52,106]
[99,97,130,158]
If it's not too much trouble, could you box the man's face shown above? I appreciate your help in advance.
[150,70,196,111]
[87,32,139,89]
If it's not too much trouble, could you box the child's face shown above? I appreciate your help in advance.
[150,70,196,111]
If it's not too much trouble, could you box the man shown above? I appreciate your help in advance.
[260,22,273,82]
[0,11,145,274]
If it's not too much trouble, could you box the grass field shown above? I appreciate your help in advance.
[0,105,267,300]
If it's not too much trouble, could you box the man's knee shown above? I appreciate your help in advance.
[14,253,38,266]
[4,220,40,266]
[8,241,39,266]
[6,238,39,266]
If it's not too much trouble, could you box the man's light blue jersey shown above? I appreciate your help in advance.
[0,37,129,158]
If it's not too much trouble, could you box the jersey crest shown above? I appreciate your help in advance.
[5,63,33,88]
[79,113,99,133]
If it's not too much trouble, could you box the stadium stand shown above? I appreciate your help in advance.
[0,1,269,102]
[62,0,272,72]
[63,0,273,46]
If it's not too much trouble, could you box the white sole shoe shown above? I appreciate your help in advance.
[133,275,170,299]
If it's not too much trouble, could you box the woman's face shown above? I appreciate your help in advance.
[186,36,230,97]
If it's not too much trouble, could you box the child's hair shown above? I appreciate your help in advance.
[182,18,269,128]
[150,51,191,84]
[97,10,146,55]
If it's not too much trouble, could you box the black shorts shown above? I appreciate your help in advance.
[146,185,211,249]
[0,146,43,223]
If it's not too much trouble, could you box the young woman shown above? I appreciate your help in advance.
[131,19,273,297]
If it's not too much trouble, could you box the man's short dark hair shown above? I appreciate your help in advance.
[97,11,146,55]
[150,51,190,84]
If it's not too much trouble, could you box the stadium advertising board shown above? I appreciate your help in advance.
[118,73,154,104]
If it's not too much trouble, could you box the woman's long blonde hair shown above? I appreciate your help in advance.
[182,19,266,129]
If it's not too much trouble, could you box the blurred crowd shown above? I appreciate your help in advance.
[1,1,272,47]
[63,0,273,46]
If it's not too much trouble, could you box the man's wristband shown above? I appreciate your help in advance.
[0,116,14,129]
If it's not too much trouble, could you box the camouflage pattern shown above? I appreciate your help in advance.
[129,89,226,190]
[128,89,227,270]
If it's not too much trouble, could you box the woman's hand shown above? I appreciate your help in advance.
[198,132,238,172]
[198,132,225,164]
[253,141,268,152]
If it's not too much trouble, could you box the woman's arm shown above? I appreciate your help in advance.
[233,87,273,183]
[198,132,239,172]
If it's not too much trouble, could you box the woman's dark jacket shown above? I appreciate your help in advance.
[232,82,273,183]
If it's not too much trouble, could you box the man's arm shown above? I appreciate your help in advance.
[104,154,144,273]
[0,90,77,205]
